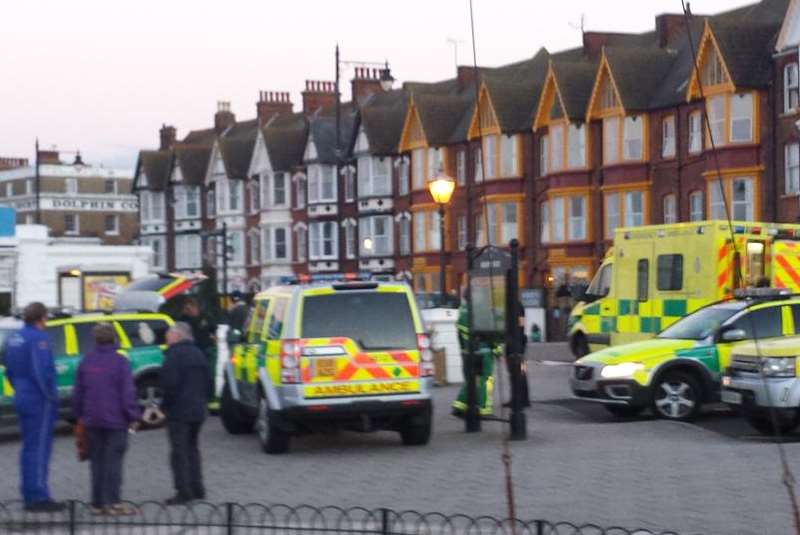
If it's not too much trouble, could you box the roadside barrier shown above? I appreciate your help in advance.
[0,501,700,534]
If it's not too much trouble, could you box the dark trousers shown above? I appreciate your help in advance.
[16,400,56,504]
[167,421,204,499]
[87,428,128,507]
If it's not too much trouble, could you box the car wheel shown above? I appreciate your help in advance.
[136,376,165,429]
[571,333,589,359]
[399,405,432,446]
[604,404,644,418]
[219,383,254,435]
[255,391,290,454]
[651,371,702,421]
[746,410,799,436]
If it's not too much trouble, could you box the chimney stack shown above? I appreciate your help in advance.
[655,14,688,48]
[301,80,337,116]
[214,101,236,133]
[159,124,177,150]
[256,91,294,123]
[351,67,385,105]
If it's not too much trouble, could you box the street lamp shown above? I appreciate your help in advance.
[428,173,456,303]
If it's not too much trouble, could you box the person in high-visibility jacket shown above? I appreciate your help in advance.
[451,304,501,416]
[4,303,64,512]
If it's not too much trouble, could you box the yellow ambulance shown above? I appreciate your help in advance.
[568,220,800,358]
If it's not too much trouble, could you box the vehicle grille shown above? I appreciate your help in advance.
[730,357,761,374]
[574,365,594,381]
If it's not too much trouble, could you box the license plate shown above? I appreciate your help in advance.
[315,358,337,378]
[721,390,742,405]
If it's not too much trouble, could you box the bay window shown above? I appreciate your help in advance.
[550,124,564,171]
[248,230,260,265]
[708,177,755,221]
[412,148,425,190]
[662,116,676,158]
[603,117,619,164]
[730,93,753,143]
[706,92,755,146]
[500,135,518,176]
[567,124,586,168]
[143,237,166,270]
[228,231,244,265]
[543,195,585,243]
[707,95,725,145]
[358,156,392,197]
[307,165,336,203]
[501,203,518,243]
[689,191,704,221]
[228,180,241,211]
[360,216,393,256]
[568,196,585,240]
[309,221,337,260]
[786,143,800,194]
[709,180,726,219]
[623,115,643,160]
[483,136,497,178]
[551,197,565,242]
[273,172,287,206]
[475,213,486,246]
[206,188,215,216]
[175,234,202,270]
[275,227,288,260]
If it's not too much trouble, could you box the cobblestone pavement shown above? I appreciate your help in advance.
[0,343,797,535]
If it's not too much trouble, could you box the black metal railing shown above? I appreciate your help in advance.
[0,501,699,535]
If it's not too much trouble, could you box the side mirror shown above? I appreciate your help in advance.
[227,329,243,345]
[720,328,746,343]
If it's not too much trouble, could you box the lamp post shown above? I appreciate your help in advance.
[428,173,456,303]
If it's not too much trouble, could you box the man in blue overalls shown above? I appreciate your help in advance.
[4,302,64,512]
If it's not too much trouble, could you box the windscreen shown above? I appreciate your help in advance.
[301,292,417,350]
[125,277,173,292]
[657,302,745,340]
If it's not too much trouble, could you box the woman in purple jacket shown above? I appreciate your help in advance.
[72,323,141,515]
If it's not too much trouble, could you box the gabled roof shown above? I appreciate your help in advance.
[604,46,678,111]
[263,112,308,171]
[357,89,409,155]
[135,150,171,191]
[173,144,212,186]
[549,60,599,120]
[182,127,216,145]
[709,18,782,88]
[305,105,356,164]
[218,134,256,179]
[415,93,474,145]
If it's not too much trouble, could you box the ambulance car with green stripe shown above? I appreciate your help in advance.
[571,289,800,420]
[568,221,800,358]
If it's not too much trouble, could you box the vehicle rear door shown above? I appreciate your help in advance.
[613,240,654,346]
[115,317,171,372]
[232,297,269,406]
[298,288,422,400]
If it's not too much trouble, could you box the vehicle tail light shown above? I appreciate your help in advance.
[280,339,302,383]
[417,334,435,377]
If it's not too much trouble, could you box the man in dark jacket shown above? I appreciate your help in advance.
[160,322,211,505]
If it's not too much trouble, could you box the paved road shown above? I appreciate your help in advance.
[0,343,797,535]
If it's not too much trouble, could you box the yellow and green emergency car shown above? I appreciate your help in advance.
[568,221,800,358]
[220,280,435,454]
[0,312,174,424]
[571,289,800,421]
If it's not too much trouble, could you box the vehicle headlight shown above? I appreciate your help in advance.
[761,357,796,378]
[600,362,645,379]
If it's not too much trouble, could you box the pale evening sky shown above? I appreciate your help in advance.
[0,0,755,171]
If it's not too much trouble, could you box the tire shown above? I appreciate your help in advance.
[746,410,799,436]
[571,333,589,359]
[136,376,166,429]
[651,371,702,421]
[604,404,644,418]
[220,383,254,435]
[255,391,290,454]
[399,406,432,446]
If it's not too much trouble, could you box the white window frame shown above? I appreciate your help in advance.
[104,214,119,236]
[623,191,644,227]
[309,221,338,260]
[272,172,288,207]
[398,157,410,195]
[294,175,306,209]
[175,234,202,270]
[486,204,497,245]
[248,229,260,266]
[358,156,391,198]
[550,124,564,172]
[787,143,800,195]
[274,226,289,260]
[413,212,426,253]
[359,215,393,257]
[785,63,799,113]
[568,196,585,241]
[605,193,620,239]
[731,177,754,221]
[344,167,356,202]
[344,221,356,259]
[412,148,425,190]
[295,227,307,262]
[707,95,726,146]
[603,117,619,164]
[501,202,518,243]
[539,135,549,176]
[483,136,497,179]
[500,135,518,177]
[307,165,337,204]
[551,197,565,242]
[144,236,166,270]
[662,115,676,159]
[65,178,77,195]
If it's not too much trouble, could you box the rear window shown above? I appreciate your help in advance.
[73,323,95,354]
[46,326,67,356]
[118,319,169,347]
[301,292,417,350]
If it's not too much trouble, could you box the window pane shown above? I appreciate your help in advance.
[552,197,565,242]
[732,177,753,221]
[663,194,677,224]
[550,125,564,171]
[456,150,466,185]
[501,203,518,243]
[637,259,649,301]
[414,212,425,252]
[623,115,643,160]
[604,117,619,164]
[540,202,549,243]
[787,143,800,194]
[567,124,585,168]
[708,96,726,145]
[730,93,753,143]
[662,116,675,158]
[412,149,424,190]
[540,136,549,176]
[690,191,704,221]
[709,180,726,219]
[657,254,683,291]
[486,204,497,245]
[484,136,497,178]
[689,113,702,153]
[275,228,287,259]
[731,307,782,339]
[605,193,620,238]
[273,173,286,205]
[568,196,585,240]
[624,191,644,227]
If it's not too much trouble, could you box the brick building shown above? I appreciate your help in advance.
[133,0,798,308]
[0,152,137,245]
